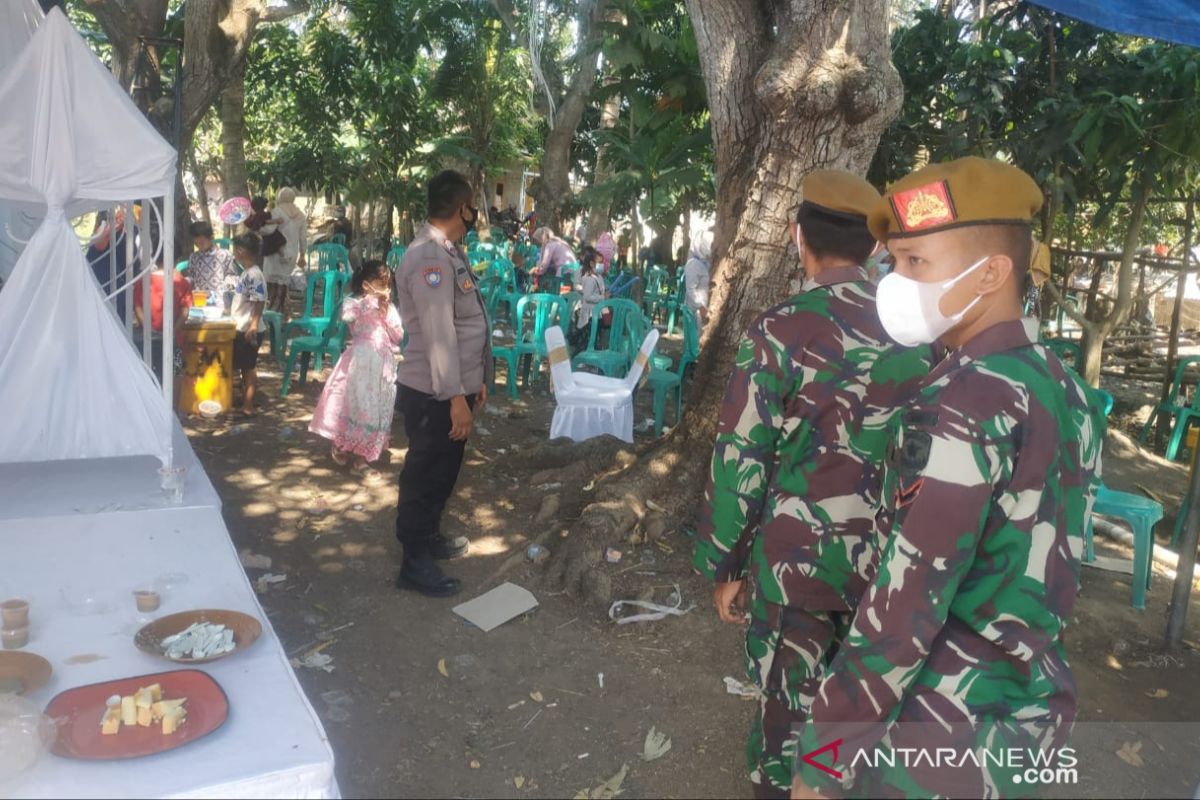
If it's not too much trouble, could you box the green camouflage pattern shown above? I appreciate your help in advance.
[744,587,850,794]
[694,266,931,611]
[796,319,1105,798]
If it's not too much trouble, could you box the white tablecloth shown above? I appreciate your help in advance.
[0,506,338,799]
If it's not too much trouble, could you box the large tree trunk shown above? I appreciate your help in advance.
[220,59,250,200]
[551,0,902,606]
[84,0,169,93]
[530,0,607,231]
[585,77,623,239]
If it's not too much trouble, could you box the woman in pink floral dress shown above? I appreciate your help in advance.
[310,260,404,474]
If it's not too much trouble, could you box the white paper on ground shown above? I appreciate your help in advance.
[453,582,539,632]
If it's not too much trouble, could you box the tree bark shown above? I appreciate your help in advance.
[1079,170,1153,385]
[84,0,169,93]
[585,71,623,239]
[552,0,903,605]
[530,0,607,231]
[220,59,250,201]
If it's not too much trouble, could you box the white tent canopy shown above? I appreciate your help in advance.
[0,5,178,467]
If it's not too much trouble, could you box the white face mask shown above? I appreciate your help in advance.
[876,255,990,346]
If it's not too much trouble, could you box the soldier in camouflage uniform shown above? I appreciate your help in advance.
[792,158,1104,799]
[692,170,931,799]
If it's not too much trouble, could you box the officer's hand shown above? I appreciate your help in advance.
[449,395,473,441]
[476,384,488,412]
[713,579,748,625]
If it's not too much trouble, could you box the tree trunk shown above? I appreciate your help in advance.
[219,59,250,201]
[531,0,607,230]
[1079,170,1153,385]
[586,81,623,238]
[188,149,212,227]
[551,0,903,606]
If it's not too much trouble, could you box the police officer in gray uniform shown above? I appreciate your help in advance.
[393,170,493,597]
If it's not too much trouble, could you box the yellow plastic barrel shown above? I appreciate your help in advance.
[178,320,237,414]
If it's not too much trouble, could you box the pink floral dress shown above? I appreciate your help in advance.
[309,295,404,461]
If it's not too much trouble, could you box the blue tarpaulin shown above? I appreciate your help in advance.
[1029,1,1200,48]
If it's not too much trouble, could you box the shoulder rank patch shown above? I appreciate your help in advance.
[458,274,475,292]
[891,180,957,232]
[423,266,443,287]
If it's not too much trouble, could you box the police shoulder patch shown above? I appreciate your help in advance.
[422,266,443,287]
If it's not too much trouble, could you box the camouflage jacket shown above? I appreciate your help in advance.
[797,319,1104,792]
[693,266,931,611]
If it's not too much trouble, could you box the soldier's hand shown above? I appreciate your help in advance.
[713,580,748,625]
[449,395,474,441]
[791,778,824,799]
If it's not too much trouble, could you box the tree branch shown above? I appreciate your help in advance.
[487,0,519,37]
[1043,282,1093,330]
[262,0,309,24]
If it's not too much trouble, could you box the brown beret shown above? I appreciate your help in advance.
[800,170,881,221]
[868,156,1043,241]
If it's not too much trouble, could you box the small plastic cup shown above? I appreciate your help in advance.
[133,589,161,613]
[1,626,29,650]
[192,290,209,308]
[1,599,29,629]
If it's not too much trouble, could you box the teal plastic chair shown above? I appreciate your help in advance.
[261,310,284,361]
[573,299,647,378]
[479,275,503,321]
[311,243,351,273]
[1138,355,1200,461]
[280,312,347,396]
[537,274,565,295]
[283,270,345,349]
[491,294,570,399]
[609,274,641,300]
[330,233,347,247]
[642,266,670,322]
[664,273,688,335]
[175,259,188,273]
[214,237,232,251]
[386,245,407,269]
[646,306,701,437]
[1084,388,1163,611]
[492,258,524,327]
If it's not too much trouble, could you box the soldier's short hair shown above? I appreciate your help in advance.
[796,203,876,265]
[958,223,1033,290]
[428,170,474,220]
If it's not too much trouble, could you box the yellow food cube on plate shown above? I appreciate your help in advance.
[146,683,163,702]
[120,696,136,726]
[161,706,186,735]
[136,705,153,727]
[100,708,121,735]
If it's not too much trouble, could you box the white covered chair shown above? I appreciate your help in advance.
[546,326,659,443]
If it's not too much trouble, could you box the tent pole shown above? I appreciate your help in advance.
[140,199,152,366]
[162,186,175,472]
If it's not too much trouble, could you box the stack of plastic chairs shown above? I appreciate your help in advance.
[490,294,571,399]
[572,299,648,378]
[646,306,701,436]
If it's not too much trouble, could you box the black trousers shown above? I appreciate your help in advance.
[395,385,474,558]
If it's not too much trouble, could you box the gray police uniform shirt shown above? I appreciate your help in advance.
[395,222,493,400]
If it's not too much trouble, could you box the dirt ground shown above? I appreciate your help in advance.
[181,336,1200,799]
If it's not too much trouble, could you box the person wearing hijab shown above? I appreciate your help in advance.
[683,230,713,327]
[263,186,308,318]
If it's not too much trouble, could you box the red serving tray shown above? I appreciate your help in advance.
[44,669,228,759]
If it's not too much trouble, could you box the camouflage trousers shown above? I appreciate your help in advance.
[745,592,851,796]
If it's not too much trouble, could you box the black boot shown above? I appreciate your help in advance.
[397,552,462,597]
[430,533,469,560]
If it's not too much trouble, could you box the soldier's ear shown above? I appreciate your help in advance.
[975,254,1014,296]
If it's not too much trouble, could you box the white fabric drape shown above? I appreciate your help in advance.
[546,327,659,443]
[0,8,177,466]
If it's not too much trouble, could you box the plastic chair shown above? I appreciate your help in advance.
[537,274,565,295]
[311,243,351,273]
[1084,388,1163,610]
[214,237,232,251]
[1138,355,1200,462]
[646,306,700,436]
[490,294,570,399]
[664,273,688,335]
[283,270,345,349]
[642,266,670,322]
[545,326,659,443]
[386,245,407,269]
[330,233,347,247]
[174,259,188,273]
[280,314,347,396]
[573,299,646,377]
[479,275,503,321]
[261,310,284,361]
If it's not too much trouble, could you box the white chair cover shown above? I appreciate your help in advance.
[547,328,660,443]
